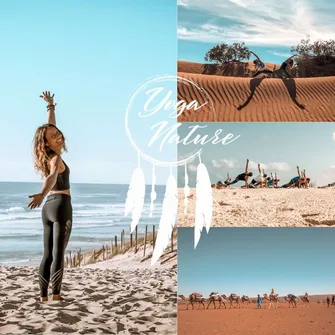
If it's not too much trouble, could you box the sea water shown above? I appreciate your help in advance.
[0,182,164,266]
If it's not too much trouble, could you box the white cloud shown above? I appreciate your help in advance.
[212,159,238,168]
[211,159,291,172]
[249,160,291,172]
[332,132,335,141]
[178,0,189,6]
[178,0,335,46]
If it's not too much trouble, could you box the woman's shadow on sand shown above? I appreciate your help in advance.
[237,77,306,110]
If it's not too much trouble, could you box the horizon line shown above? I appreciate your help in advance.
[0,180,166,186]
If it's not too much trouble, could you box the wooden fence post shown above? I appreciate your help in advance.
[130,233,133,248]
[78,249,82,267]
[143,225,148,257]
[135,226,138,253]
[153,225,156,250]
[115,235,117,251]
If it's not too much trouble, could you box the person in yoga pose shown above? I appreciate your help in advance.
[281,166,309,188]
[227,159,252,188]
[279,55,296,78]
[251,51,273,78]
[249,164,267,188]
[224,172,231,186]
[250,51,297,78]
[28,91,72,302]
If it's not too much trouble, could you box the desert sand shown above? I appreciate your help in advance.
[177,61,335,122]
[0,247,177,334]
[178,187,335,227]
[178,300,335,335]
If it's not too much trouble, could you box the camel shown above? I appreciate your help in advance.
[241,295,250,306]
[263,293,279,309]
[300,295,310,306]
[284,294,298,308]
[207,292,228,309]
[222,294,241,308]
[178,293,206,310]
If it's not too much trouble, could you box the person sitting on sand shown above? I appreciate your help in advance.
[257,294,262,309]
[227,172,253,187]
[28,91,72,303]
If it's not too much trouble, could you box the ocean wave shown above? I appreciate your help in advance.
[0,233,41,239]
[0,206,26,214]
[0,258,34,265]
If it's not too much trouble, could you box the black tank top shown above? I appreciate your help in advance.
[51,160,70,191]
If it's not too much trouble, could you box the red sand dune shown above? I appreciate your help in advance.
[177,61,335,122]
[178,300,335,335]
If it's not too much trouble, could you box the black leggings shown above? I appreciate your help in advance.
[39,194,72,297]
[227,173,248,186]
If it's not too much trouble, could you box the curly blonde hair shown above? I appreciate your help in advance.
[33,124,67,178]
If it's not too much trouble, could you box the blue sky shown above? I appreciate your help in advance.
[178,0,335,64]
[177,123,335,187]
[178,228,335,297]
[0,0,177,184]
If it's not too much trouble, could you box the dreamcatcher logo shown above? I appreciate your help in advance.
[124,75,240,264]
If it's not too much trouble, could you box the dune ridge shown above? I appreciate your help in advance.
[177,61,335,122]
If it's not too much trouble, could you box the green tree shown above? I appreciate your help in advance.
[205,42,251,63]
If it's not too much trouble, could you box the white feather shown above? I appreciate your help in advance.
[194,163,212,249]
[184,161,190,215]
[149,164,157,218]
[125,167,146,233]
[151,173,177,266]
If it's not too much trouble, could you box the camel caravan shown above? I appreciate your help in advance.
[178,291,318,310]
[211,159,310,190]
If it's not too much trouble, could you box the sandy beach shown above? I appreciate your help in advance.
[0,246,177,334]
[178,187,335,227]
[178,299,335,335]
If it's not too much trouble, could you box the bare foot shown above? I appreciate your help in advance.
[52,294,63,301]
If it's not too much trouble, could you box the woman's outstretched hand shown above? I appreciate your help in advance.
[40,91,57,107]
[28,193,44,209]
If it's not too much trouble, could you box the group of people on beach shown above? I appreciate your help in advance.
[211,161,310,189]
